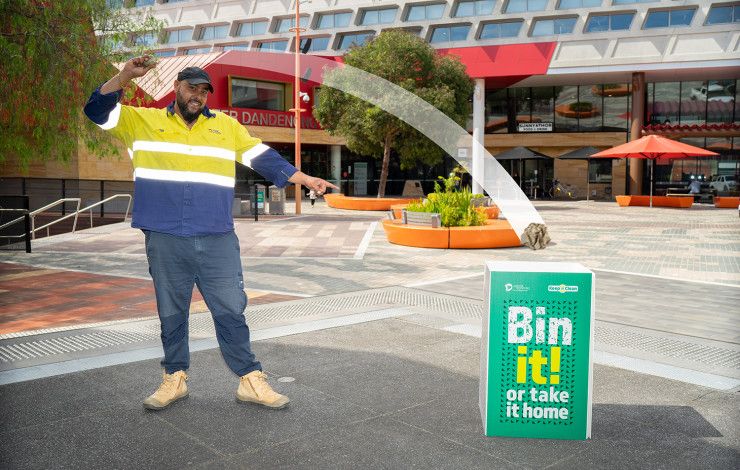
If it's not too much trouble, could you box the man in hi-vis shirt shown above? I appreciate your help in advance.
[85,56,337,411]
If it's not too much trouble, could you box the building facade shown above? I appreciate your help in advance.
[4,0,739,205]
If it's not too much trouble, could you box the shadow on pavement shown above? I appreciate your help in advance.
[0,332,736,470]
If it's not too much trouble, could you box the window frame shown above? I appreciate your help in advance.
[335,31,375,50]
[359,7,399,25]
[704,2,740,25]
[454,0,496,17]
[529,16,579,37]
[404,2,447,21]
[478,19,524,39]
[296,36,332,53]
[315,11,353,29]
[643,7,696,29]
[197,24,229,41]
[504,0,549,14]
[236,20,268,38]
[255,40,290,52]
[273,15,310,33]
[428,23,472,43]
[166,28,194,44]
[556,0,603,9]
[584,11,635,33]
[228,76,288,112]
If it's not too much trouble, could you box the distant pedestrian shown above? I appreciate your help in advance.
[689,179,701,195]
[84,56,337,411]
[309,189,317,207]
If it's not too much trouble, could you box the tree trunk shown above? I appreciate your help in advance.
[378,134,392,198]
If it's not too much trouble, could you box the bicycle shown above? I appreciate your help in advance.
[548,179,576,199]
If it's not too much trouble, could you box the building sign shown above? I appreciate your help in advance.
[517,122,553,132]
[210,107,320,129]
[480,261,594,440]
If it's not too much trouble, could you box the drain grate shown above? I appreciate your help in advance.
[595,325,740,369]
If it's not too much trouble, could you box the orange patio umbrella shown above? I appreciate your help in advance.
[591,135,718,207]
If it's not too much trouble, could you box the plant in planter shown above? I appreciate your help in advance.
[406,176,487,227]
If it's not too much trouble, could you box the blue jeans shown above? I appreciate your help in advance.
[144,230,261,376]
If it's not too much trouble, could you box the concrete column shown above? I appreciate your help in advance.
[629,72,645,195]
[330,145,342,191]
[472,78,485,195]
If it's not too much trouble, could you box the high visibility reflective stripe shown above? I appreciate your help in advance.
[98,103,122,130]
[134,167,235,188]
[134,152,235,177]
[132,140,236,161]
[241,143,270,166]
[127,148,133,160]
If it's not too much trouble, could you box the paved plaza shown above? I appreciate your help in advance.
[0,200,738,469]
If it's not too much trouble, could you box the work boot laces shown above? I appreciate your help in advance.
[244,371,274,398]
[158,373,181,396]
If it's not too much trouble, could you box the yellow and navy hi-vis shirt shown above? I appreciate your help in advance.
[84,86,298,236]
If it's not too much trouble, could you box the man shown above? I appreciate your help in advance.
[84,56,337,411]
[688,178,702,195]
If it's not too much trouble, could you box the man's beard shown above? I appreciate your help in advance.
[176,91,203,124]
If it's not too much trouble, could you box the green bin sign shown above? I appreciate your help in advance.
[480,261,594,440]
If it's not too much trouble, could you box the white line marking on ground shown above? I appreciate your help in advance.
[592,268,740,289]
[405,272,483,288]
[354,221,378,260]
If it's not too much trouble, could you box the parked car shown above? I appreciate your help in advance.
[709,175,737,192]
[690,83,736,103]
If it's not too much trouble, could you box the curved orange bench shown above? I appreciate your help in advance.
[390,204,499,220]
[381,219,521,249]
[324,193,419,211]
[616,195,693,208]
[714,197,739,208]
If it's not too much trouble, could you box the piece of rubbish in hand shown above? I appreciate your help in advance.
[142,57,158,67]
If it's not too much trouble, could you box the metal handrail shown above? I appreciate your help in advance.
[0,208,29,240]
[29,198,82,239]
[78,194,132,229]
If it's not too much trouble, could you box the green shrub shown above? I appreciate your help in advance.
[405,175,487,227]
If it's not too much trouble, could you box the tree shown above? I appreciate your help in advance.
[313,31,473,197]
[0,0,163,169]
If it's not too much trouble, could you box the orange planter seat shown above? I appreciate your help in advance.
[615,195,693,208]
[381,219,521,249]
[714,197,740,209]
[324,193,419,211]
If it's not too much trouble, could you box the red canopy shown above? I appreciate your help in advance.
[591,135,718,160]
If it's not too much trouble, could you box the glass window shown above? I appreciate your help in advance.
[153,50,177,57]
[480,21,523,39]
[230,78,285,111]
[257,40,289,52]
[558,0,602,8]
[199,25,228,41]
[317,12,352,29]
[586,13,633,32]
[505,0,548,13]
[237,21,268,37]
[337,32,373,50]
[184,47,211,55]
[299,36,331,52]
[361,7,398,25]
[704,79,736,124]
[531,17,577,36]
[430,25,471,43]
[513,88,531,129]
[167,28,193,44]
[706,5,740,24]
[276,16,309,33]
[134,32,157,46]
[602,83,630,131]
[134,0,155,6]
[589,159,612,183]
[485,89,509,133]
[644,8,695,28]
[648,82,680,125]
[681,81,706,126]
[221,44,249,51]
[612,0,657,4]
[531,87,554,129]
[578,85,601,131]
[407,3,446,21]
[554,85,579,132]
[455,0,495,17]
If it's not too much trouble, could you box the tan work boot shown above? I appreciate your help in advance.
[236,370,289,409]
[143,370,188,410]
